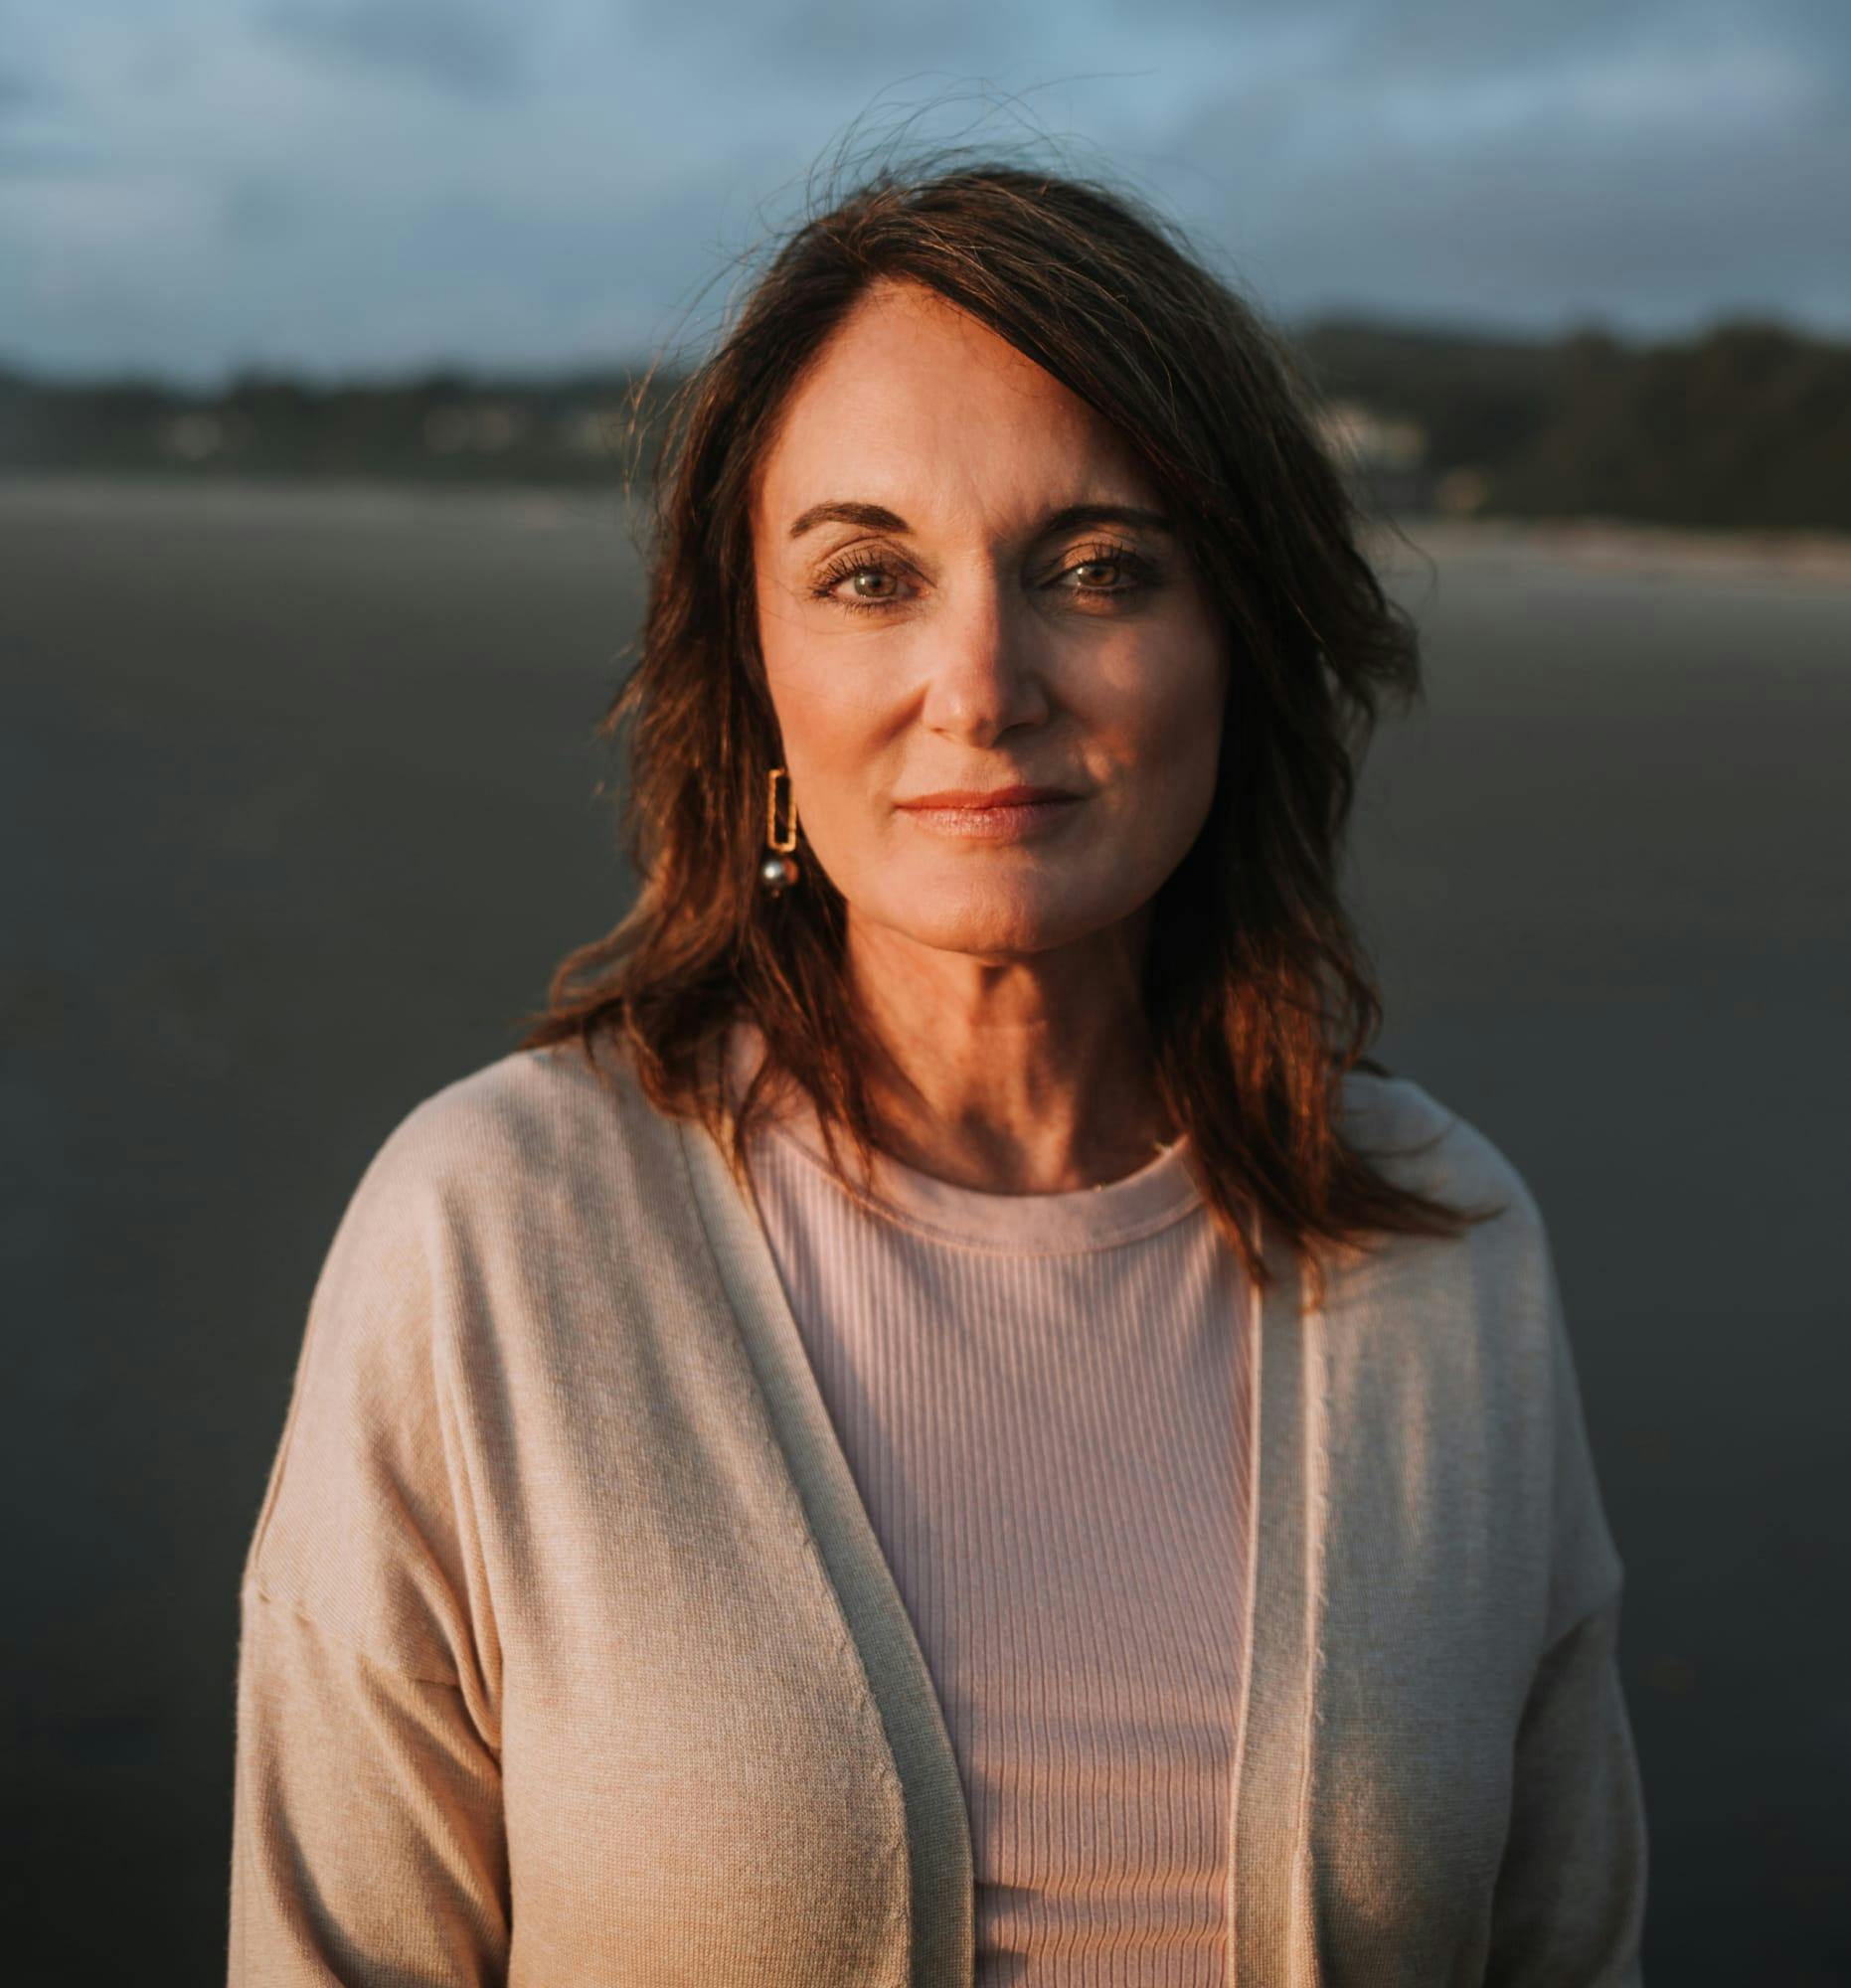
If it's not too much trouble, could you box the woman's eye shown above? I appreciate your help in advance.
[813,547,1153,610]
[1065,551,1151,593]
[812,561,907,608]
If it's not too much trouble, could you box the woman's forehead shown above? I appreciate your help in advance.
[754,284,1156,539]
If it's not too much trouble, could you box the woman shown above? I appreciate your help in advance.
[230,159,1648,1985]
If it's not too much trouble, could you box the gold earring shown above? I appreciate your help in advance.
[760,766,800,894]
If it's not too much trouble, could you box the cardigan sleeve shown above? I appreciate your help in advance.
[1483,1224,1649,1985]
[229,1103,511,1985]
[230,1592,510,1985]
[1483,1589,1647,1985]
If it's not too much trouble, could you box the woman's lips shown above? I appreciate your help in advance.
[895,795,1084,841]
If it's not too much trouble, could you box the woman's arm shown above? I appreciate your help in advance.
[228,1105,511,1985]
[230,1592,510,1984]
[1484,1227,1649,1985]
[1484,1586,1648,1985]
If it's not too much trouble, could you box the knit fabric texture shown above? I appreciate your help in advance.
[727,1019,1255,1982]
[228,1037,1648,1985]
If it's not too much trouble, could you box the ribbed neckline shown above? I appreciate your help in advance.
[723,1020,1204,1255]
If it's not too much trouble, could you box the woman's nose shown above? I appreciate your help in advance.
[917,582,1050,747]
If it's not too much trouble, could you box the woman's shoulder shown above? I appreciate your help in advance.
[378,1036,661,1169]
[1336,1065,1544,1239]
[295,1039,702,1369]
[345,1037,686,1235]
[1332,1067,1625,1634]
[248,1040,700,1659]
[1329,1066,1564,1343]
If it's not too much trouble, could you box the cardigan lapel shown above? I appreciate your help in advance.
[679,1085,1319,1988]
[677,1112,977,1988]
[1230,1234,1323,1987]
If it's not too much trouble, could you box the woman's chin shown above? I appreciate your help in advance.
[855,882,1131,962]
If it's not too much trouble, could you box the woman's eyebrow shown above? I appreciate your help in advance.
[787,499,1174,541]
[789,500,908,540]
[1040,502,1175,538]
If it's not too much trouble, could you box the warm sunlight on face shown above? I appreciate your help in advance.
[750,278,1229,962]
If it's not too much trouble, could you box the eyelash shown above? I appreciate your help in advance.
[808,540,1162,615]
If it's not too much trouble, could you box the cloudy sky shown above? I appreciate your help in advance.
[4,0,1847,384]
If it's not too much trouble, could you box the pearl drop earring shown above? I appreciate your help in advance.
[760,765,800,894]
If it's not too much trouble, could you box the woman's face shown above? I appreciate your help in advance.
[750,278,1229,962]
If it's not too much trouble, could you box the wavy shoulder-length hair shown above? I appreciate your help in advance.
[520,153,1496,1298]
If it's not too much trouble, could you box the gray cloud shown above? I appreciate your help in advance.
[0,0,1845,382]
[0,68,42,113]
[260,0,526,99]
[1150,0,1851,326]
[220,173,303,248]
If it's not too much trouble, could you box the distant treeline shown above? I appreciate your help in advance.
[1296,318,1850,532]
[0,364,686,491]
[3,318,1847,531]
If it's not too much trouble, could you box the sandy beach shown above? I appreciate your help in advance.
[6,474,1847,1983]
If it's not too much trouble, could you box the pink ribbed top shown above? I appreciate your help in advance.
[726,1025,1257,1986]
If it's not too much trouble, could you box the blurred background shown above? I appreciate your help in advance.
[4,4,1848,1983]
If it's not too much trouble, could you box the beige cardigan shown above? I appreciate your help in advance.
[229,1040,1647,1985]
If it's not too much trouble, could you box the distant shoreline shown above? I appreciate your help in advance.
[5,468,1850,588]
[1372,513,1851,587]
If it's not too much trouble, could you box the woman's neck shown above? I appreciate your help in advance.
[842,911,1176,1195]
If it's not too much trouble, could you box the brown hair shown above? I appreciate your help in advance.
[520,149,1497,1299]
